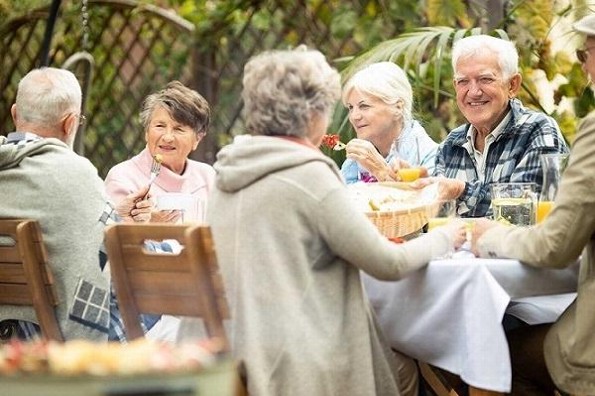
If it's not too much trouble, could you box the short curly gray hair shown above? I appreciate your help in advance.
[140,81,210,136]
[242,47,341,137]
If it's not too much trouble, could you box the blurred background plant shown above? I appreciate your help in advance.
[1,0,594,171]
[325,0,595,165]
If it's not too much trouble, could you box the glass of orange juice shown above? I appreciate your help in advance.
[426,199,457,258]
[392,135,423,182]
[426,199,457,231]
[398,167,422,182]
[536,201,554,223]
[537,153,568,223]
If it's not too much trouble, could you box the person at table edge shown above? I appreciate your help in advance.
[471,14,595,396]
[0,67,151,341]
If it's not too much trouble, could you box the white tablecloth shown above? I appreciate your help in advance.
[362,257,579,392]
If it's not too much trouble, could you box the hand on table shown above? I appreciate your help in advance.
[439,219,468,250]
[470,218,500,256]
[116,185,153,223]
[345,139,397,182]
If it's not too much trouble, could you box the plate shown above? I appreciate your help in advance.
[0,360,236,396]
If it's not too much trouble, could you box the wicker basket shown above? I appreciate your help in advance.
[349,182,432,238]
[365,204,429,238]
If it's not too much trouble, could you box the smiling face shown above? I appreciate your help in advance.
[145,106,201,174]
[345,89,402,155]
[453,52,521,135]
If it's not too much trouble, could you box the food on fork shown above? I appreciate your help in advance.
[153,153,163,164]
[322,134,346,151]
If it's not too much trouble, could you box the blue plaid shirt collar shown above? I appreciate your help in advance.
[5,131,43,145]
[451,99,526,147]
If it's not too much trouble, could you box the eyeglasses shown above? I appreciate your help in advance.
[60,113,87,127]
[576,47,595,63]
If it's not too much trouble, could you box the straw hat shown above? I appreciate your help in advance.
[574,14,595,36]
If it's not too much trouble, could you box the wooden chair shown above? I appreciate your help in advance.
[104,223,247,395]
[419,361,460,396]
[419,361,506,396]
[0,219,64,341]
[104,223,229,345]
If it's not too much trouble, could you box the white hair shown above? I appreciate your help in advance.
[15,67,82,127]
[451,35,519,80]
[342,62,413,122]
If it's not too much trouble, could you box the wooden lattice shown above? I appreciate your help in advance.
[0,0,400,177]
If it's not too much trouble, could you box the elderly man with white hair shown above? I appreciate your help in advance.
[0,67,150,341]
[426,34,569,217]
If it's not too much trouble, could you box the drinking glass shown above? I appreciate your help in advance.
[490,183,536,226]
[426,199,457,258]
[392,136,422,182]
[537,153,568,223]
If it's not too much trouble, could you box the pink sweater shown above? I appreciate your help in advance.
[104,148,215,222]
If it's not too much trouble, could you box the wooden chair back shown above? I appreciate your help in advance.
[104,223,230,349]
[418,361,460,396]
[0,219,63,341]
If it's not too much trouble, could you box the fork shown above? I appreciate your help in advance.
[142,155,162,200]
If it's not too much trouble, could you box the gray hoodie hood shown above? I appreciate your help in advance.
[0,134,70,170]
[214,135,342,193]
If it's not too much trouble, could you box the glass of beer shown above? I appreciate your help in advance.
[490,183,537,226]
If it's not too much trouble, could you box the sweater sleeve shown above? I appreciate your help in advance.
[315,185,455,281]
[104,165,137,205]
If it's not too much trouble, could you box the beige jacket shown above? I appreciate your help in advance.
[476,112,595,395]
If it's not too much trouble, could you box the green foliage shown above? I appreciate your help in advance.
[426,0,471,27]
[329,27,510,147]
[4,0,595,168]
[0,0,48,21]
[329,0,595,162]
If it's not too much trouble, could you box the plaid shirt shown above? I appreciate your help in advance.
[434,99,569,217]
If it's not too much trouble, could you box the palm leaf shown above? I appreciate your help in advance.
[339,27,490,106]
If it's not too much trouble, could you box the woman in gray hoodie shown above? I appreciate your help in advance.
[199,47,466,396]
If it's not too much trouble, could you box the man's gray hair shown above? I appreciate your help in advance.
[451,35,519,81]
[16,67,82,127]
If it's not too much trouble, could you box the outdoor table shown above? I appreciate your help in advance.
[362,255,579,393]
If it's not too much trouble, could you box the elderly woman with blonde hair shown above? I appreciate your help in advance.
[194,47,466,396]
[341,61,438,184]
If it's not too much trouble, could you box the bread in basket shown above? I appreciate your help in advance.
[348,182,436,238]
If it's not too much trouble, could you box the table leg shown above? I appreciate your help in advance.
[469,386,504,396]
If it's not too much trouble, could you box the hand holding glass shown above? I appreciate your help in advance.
[155,193,194,223]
